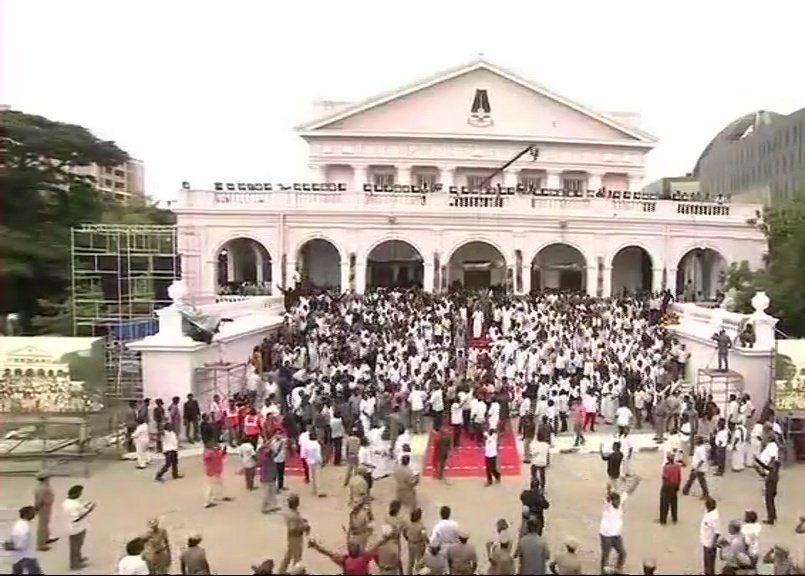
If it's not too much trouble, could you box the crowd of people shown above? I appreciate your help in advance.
[5,287,803,574]
[0,371,102,413]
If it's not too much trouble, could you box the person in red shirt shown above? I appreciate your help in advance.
[203,445,233,509]
[242,407,262,449]
[659,452,682,524]
[308,529,394,575]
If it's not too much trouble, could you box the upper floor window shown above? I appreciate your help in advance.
[114,169,125,177]
[562,176,586,192]
[466,175,487,192]
[519,175,542,192]
[415,172,437,190]
[373,171,395,187]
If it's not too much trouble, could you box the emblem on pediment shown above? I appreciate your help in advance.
[468,89,493,127]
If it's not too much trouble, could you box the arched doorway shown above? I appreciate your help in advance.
[448,241,507,291]
[532,244,586,292]
[216,238,271,294]
[676,248,727,302]
[611,246,653,295]
[298,239,341,291]
[366,240,423,289]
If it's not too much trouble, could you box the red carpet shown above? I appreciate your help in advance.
[423,427,521,478]
[284,451,305,476]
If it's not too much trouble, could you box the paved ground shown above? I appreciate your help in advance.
[1,428,804,574]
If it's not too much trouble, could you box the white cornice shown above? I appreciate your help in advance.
[299,130,655,149]
[296,59,658,143]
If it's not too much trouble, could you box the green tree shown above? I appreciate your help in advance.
[1,109,172,334]
[726,197,805,336]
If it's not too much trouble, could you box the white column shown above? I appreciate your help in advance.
[522,263,532,294]
[587,171,603,192]
[286,259,297,288]
[602,266,613,297]
[352,165,368,193]
[667,267,677,297]
[340,260,350,293]
[397,165,412,186]
[440,166,455,189]
[627,173,644,192]
[546,170,562,190]
[503,168,519,188]
[586,266,598,297]
[652,267,663,294]
[423,260,435,293]
[309,163,327,183]
[226,250,235,282]
[254,246,264,283]
[271,258,281,294]
[355,261,367,294]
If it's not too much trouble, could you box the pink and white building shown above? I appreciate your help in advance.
[174,58,767,304]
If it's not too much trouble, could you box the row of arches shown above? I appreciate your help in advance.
[215,237,728,299]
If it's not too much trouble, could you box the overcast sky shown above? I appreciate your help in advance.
[2,0,804,201]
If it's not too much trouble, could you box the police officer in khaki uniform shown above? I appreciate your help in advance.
[394,455,419,511]
[279,493,310,574]
[347,501,374,550]
[34,471,58,551]
[403,507,427,575]
[376,524,402,575]
[343,431,361,486]
[142,518,171,574]
[348,465,370,507]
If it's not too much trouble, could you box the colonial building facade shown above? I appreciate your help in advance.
[174,59,766,303]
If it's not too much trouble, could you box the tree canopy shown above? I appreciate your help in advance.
[1,109,173,334]
[726,196,805,337]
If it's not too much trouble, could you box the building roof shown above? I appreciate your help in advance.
[296,57,657,143]
[693,110,784,175]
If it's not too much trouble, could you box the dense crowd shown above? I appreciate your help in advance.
[5,287,802,575]
[0,372,102,413]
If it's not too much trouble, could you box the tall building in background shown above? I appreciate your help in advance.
[72,158,145,202]
[694,108,805,203]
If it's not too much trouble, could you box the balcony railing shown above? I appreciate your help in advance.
[181,186,758,221]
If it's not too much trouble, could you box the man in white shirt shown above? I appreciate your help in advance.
[63,484,95,570]
[9,506,41,575]
[429,387,445,430]
[430,505,460,548]
[682,436,711,499]
[483,428,501,486]
[408,385,427,434]
[117,537,149,575]
[699,497,720,575]
[305,432,325,498]
[615,403,633,436]
[713,420,730,476]
[598,490,628,573]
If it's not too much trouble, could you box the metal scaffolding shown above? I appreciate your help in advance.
[70,224,180,399]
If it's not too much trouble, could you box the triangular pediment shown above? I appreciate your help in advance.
[6,345,54,359]
[298,60,656,144]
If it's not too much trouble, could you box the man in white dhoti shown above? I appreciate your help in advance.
[472,307,484,339]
